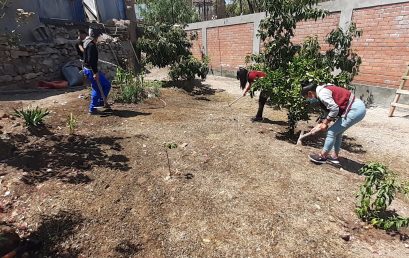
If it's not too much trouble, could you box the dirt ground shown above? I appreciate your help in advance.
[1,73,409,257]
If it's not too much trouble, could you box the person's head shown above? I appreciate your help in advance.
[89,29,103,43]
[301,83,318,99]
[78,29,87,40]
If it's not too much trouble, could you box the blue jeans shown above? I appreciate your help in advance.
[323,99,366,154]
[83,68,111,112]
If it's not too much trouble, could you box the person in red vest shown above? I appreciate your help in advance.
[242,70,267,122]
[301,83,367,164]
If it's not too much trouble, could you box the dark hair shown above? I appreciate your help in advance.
[79,29,87,35]
[301,83,317,97]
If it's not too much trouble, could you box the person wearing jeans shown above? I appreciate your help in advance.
[83,29,111,114]
[301,83,366,164]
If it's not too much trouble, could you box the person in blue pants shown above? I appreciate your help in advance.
[83,29,111,114]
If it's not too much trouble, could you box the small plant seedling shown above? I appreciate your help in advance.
[356,162,409,231]
[14,106,50,127]
[164,142,178,178]
[67,113,77,135]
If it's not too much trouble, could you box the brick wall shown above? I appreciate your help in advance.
[352,3,409,88]
[207,23,253,72]
[293,12,341,50]
[188,30,203,60]
[187,2,409,89]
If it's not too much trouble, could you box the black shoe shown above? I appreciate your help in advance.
[309,153,327,164]
[251,116,263,122]
[327,156,340,165]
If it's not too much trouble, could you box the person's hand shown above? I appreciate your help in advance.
[318,123,328,132]
[93,73,99,81]
[243,91,247,97]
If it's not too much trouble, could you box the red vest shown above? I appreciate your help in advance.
[322,85,352,116]
[248,71,266,83]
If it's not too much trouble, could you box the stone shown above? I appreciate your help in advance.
[16,66,26,75]
[51,54,60,59]
[10,50,29,58]
[23,72,42,80]
[42,59,53,66]
[3,64,16,75]
[4,50,10,57]
[0,75,13,82]
[13,75,22,81]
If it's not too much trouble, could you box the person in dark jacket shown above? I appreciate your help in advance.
[302,83,366,164]
[242,70,267,122]
[83,29,112,114]
[75,29,88,59]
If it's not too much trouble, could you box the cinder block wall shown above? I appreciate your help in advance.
[186,0,409,106]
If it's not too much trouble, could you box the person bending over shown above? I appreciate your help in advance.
[242,70,267,122]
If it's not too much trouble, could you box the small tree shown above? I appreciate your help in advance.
[136,0,209,81]
[250,0,362,134]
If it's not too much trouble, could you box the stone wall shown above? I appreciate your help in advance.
[0,24,129,90]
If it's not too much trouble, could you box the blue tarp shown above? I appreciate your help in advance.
[37,0,85,22]
[96,0,126,22]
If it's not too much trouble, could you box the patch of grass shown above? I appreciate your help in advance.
[14,106,49,127]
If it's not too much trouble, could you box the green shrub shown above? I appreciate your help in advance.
[356,163,409,231]
[114,68,162,104]
[169,56,209,81]
[14,106,50,127]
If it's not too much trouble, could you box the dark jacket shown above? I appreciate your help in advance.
[83,40,98,74]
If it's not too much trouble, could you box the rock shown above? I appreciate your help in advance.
[46,168,53,172]
[0,75,13,82]
[13,75,22,81]
[42,59,53,66]
[4,191,10,197]
[341,234,351,241]
[3,64,15,75]
[0,111,7,118]
[10,50,29,58]
[23,72,42,80]
[181,143,188,148]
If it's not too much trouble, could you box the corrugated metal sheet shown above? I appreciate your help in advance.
[96,0,126,22]
[37,0,85,22]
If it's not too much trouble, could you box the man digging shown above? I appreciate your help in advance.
[83,29,112,115]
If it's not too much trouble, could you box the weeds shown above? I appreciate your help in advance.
[67,113,77,135]
[356,162,409,231]
[114,68,162,104]
[164,142,178,178]
[14,107,50,127]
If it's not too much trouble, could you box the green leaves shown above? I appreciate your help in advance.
[14,106,50,127]
[356,163,409,231]
[169,56,209,81]
[140,0,199,25]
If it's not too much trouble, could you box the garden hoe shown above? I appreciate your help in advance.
[296,124,321,145]
[228,96,245,107]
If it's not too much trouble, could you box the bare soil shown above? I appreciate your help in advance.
[1,74,409,257]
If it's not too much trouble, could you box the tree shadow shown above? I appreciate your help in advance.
[111,110,151,118]
[163,79,217,96]
[29,210,84,257]
[0,85,86,102]
[114,240,143,257]
[276,132,366,154]
[260,118,288,126]
[1,133,131,185]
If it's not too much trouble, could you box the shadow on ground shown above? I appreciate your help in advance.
[276,132,366,154]
[110,110,151,118]
[30,210,84,257]
[163,79,219,96]
[0,86,86,102]
[1,133,131,185]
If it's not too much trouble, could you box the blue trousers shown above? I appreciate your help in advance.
[323,99,366,153]
[83,68,111,112]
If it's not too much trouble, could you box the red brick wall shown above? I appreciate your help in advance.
[292,12,341,50]
[207,23,254,72]
[187,29,203,60]
[352,3,409,88]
